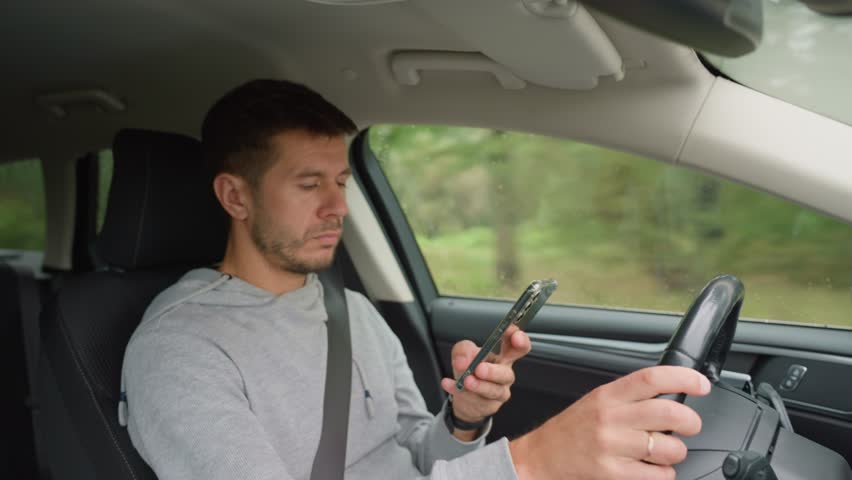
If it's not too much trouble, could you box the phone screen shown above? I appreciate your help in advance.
[455,279,558,391]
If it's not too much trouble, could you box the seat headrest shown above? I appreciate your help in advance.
[96,129,228,270]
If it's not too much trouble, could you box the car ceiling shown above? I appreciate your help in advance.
[4,0,852,225]
[3,0,708,159]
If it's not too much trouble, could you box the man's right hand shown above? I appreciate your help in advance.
[508,366,711,480]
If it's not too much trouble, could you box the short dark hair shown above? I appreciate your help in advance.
[201,79,357,187]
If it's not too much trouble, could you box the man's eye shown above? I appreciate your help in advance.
[337,181,347,189]
[300,184,319,190]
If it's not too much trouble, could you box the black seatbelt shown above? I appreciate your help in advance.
[14,265,49,479]
[312,260,352,480]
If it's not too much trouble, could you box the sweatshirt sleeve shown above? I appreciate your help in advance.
[123,327,295,480]
[356,294,520,480]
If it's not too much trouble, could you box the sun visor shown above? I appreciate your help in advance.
[407,0,624,90]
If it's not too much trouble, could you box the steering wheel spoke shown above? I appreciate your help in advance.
[658,274,745,399]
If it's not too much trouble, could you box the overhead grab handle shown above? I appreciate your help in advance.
[35,89,126,118]
[390,51,527,90]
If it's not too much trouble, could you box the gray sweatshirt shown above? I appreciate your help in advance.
[120,268,519,480]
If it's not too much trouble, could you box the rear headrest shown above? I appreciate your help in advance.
[96,129,228,270]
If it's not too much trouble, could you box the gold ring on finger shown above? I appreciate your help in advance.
[645,431,655,460]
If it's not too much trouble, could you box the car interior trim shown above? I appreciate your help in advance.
[342,174,414,303]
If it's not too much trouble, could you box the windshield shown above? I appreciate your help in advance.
[705,0,852,126]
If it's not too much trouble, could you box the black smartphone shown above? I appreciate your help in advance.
[455,279,558,391]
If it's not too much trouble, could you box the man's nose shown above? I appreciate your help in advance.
[320,183,349,219]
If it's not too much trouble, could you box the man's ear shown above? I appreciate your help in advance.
[213,173,252,221]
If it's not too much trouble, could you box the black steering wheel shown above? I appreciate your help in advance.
[659,275,852,479]
[658,274,744,403]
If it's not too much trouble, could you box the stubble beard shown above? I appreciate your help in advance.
[250,207,342,274]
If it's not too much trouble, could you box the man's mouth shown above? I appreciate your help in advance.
[311,230,342,244]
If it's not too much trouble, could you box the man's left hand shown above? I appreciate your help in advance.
[440,325,531,437]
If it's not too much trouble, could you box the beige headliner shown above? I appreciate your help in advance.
[3,0,710,162]
[4,0,852,281]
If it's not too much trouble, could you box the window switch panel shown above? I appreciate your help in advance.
[779,364,807,392]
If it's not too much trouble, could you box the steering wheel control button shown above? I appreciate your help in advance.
[779,364,807,392]
[723,454,741,477]
[722,451,779,480]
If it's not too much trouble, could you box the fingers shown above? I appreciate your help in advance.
[609,460,677,480]
[475,362,515,385]
[508,366,700,480]
[450,327,531,376]
[466,372,512,400]
[608,429,687,465]
[599,366,711,404]
[440,378,458,397]
[444,335,523,421]
[439,378,504,418]
[496,327,531,365]
[450,340,480,377]
[610,399,703,437]
[441,373,512,401]
[453,359,515,394]
[642,431,688,466]
[588,414,689,465]
[450,339,479,358]
[585,453,677,479]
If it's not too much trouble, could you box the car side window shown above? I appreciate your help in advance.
[368,125,852,329]
[0,158,47,252]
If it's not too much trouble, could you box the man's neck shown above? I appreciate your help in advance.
[218,235,307,296]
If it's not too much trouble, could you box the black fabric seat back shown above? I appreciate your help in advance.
[39,129,228,480]
[0,261,41,478]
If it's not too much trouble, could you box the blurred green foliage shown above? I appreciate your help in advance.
[1,152,112,255]
[370,125,852,328]
[4,132,850,328]
[0,159,46,251]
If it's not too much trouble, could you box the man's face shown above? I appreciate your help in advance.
[248,130,350,274]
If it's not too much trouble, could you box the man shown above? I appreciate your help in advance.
[121,79,710,480]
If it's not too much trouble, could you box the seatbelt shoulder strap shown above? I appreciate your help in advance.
[12,264,50,479]
[312,261,352,480]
